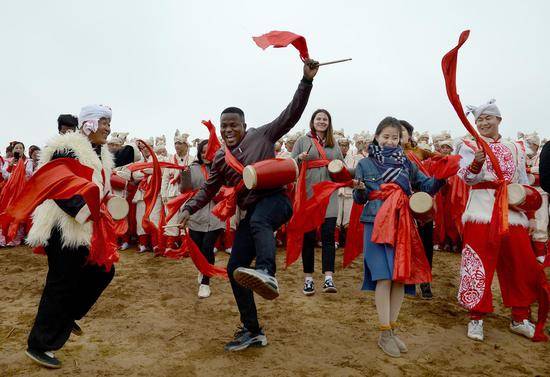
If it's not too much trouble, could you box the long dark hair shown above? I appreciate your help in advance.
[309,109,335,148]
[372,117,402,146]
[196,139,209,165]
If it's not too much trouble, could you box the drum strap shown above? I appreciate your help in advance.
[307,136,330,169]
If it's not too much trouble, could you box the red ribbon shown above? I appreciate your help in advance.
[285,137,332,267]
[252,30,309,61]
[137,140,165,251]
[211,148,245,221]
[442,30,509,240]
[181,232,228,279]
[368,183,432,284]
[202,120,222,161]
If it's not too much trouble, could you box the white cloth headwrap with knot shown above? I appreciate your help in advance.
[465,99,501,121]
[79,104,112,135]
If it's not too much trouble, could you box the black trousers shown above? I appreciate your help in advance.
[226,193,292,333]
[27,228,115,352]
[189,228,223,285]
[302,217,337,274]
[418,221,434,269]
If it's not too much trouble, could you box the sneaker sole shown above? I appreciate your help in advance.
[71,329,83,336]
[303,290,315,296]
[233,270,279,300]
[323,287,337,293]
[25,351,62,369]
[225,337,268,352]
[467,334,484,342]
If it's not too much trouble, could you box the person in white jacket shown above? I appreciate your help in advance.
[161,130,194,252]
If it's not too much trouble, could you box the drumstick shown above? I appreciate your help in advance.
[317,58,352,67]
[162,224,182,229]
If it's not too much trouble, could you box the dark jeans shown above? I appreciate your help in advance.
[27,228,115,352]
[226,193,292,333]
[190,228,223,285]
[419,221,434,269]
[302,217,337,274]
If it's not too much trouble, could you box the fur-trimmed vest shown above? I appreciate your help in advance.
[26,132,114,248]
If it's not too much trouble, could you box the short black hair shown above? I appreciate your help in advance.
[57,114,78,131]
[221,107,245,122]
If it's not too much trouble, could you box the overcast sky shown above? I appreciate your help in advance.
[1,0,548,153]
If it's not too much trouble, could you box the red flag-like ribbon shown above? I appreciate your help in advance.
[253,30,310,61]
[202,120,222,162]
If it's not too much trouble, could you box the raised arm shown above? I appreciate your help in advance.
[258,59,319,143]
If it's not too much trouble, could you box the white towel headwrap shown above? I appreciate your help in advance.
[79,104,112,135]
[465,99,501,121]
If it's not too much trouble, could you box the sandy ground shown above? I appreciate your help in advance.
[0,245,549,377]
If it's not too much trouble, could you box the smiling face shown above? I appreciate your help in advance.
[475,114,501,140]
[376,126,401,148]
[312,112,329,135]
[220,113,246,148]
[88,118,111,145]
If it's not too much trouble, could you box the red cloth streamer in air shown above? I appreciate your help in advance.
[286,179,351,268]
[202,120,222,161]
[126,161,188,172]
[368,183,432,284]
[181,232,228,279]
[137,140,165,251]
[211,148,245,221]
[441,30,508,242]
[253,30,309,61]
[165,190,198,223]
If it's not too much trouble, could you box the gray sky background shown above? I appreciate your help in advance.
[1,0,548,153]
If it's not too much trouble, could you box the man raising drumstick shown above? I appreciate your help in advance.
[179,59,319,351]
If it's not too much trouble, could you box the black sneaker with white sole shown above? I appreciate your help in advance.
[224,327,268,352]
[303,280,315,296]
[25,348,62,369]
[233,268,279,300]
[322,279,337,293]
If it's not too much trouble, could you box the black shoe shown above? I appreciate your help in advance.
[25,348,62,369]
[322,279,337,293]
[303,280,315,296]
[233,268,279,300]
[224,327,268,352]
[72,322,83,336]
[420,283,433,300]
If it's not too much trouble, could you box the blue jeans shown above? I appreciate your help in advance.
[227,192,292,333]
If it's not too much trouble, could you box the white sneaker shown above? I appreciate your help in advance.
[213,247,219,254]
[138,245,149,253]
[510,319,535,339]
[467,320,484,341]
[198,284,211,298]
[197,272,203,285]
[536,255,545,264]
[119,242,129,251]
[224,248,232,254]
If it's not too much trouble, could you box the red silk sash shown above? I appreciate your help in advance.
[368,183,432,284]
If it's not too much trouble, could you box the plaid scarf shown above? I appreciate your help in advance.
[367,143,410,192]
